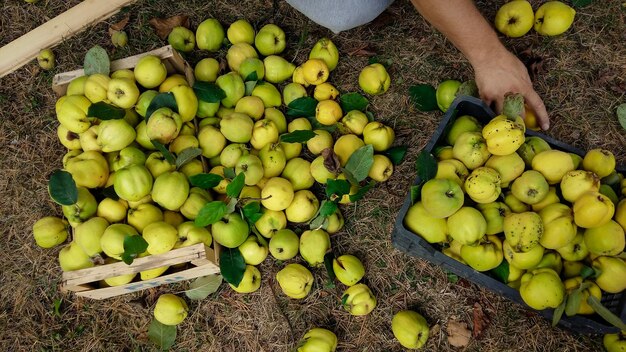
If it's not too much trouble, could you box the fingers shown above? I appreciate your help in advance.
[525,90,549,130]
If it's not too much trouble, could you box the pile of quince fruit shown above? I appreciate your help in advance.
[405,94,626,336]
[31,18,426,349]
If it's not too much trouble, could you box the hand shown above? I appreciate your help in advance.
[472,49,550,130]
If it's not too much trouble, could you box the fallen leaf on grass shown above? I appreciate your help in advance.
[447,319,471,347]
[108,14,130,36]
[472,302,491,338]
[347,44,377,57]
[518,47,544,82]
[149,15,190,39]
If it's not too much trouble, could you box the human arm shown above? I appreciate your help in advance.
[410,0,549,130]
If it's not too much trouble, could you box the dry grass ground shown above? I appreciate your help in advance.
[1,0,625,351]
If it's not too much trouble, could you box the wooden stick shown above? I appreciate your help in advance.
[0,0,137,78]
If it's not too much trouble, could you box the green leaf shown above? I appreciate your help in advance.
[323,252,336,289]
[309,213,327,230]
[587,296,626,331]
[83,45,110,76]
[572,0,592,7]
[189,173,223,189]
[151,140,176,165]
[193,81,226,103]
[279,130,317,143]
[242,202,262,224]
[408,84,438,112]
[185,274,223,300]
[410,185,421,205]
[365,111,375,122]
[617,103,626,131]
[87,102,125,120]
[456,80,478,98]
[565,291,583,317]
[48,170,78,206]
[175,147,202,169]
[415,150,437,182]
[226,198,238,214]
[244,71,258,82]
[52,298,62,317]
[121,235,148,265]
[383,146,408,165]
[195,201,228,227]
[341,294,349,306]
[339,92,369,112]
[223,167,236,179]
[489,260,510,283]
[580,265,596,280]
[349,181,376,203]
[319,200,338,217]
[344,144,374,182]
[325,179,351,200]
[446,271,459,284]
[100,185,119,200]
[220,247,246,287]
[551,299,566,327]
[145,93,178,121]
[367,56,393,68]
[287,97,318,118]
[341,168,359,187]
[148,319,177,350]
[244,80,257,96]
[226,172,245,198]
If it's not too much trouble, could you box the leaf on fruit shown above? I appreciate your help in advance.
[587,296,626,331]
[148,319,177,350]
[226,172,245,199]
[365,111,375,122]
[410,185,421,205]
[488,260,510,283]
[189,173,223,189]
[408,84,438,112]
[149,15,189,39]
[341,168,359,187]
[323,252,336,289]
[48,170,78,206]
[565,290,583,317]
[223,167,236,179]
[344,144,374,182]
[244,81,257,96]
[617,103,626,131]
[145,93,178,121]
[87,102,125,120]
[244,71,258,82]
[175,147,202,169]
[185,274,223,300]
[580,265,596,280]
[242,202,263,224]
[456,80,479,98]
[195,201,228,227]
[83,45,110,76]
[349,180,376,203]
[552,299,566,327]
[121,235,148,265]
[472,303,490,338]
[572,0,592,8]
[319,200,338,217]
[325,179,351,200]
[321,148,342,174]
[151,140,176,165]
[383,146,408,165]
[340,92,369,112]
[279,130,316,143]
[220,247,246,287]
[100,185,119,201]
[226,198,238,214]
[415,150,437,183]
[502,93,524,120]
[446,320,471,347]
[287,97,317,118]
[309,213,327,230]
[193,81,226,103]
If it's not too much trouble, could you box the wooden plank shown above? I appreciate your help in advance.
[61,244,210,287]
[0,0,137,78]
[74,264,221,300]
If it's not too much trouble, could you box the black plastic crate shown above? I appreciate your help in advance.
[392,95,626,334]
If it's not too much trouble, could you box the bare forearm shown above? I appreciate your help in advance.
[410,0,505,66]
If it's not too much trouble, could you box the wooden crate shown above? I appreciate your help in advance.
[52,45,194,97]
[54,45,221,299]
[60,244,220,300]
